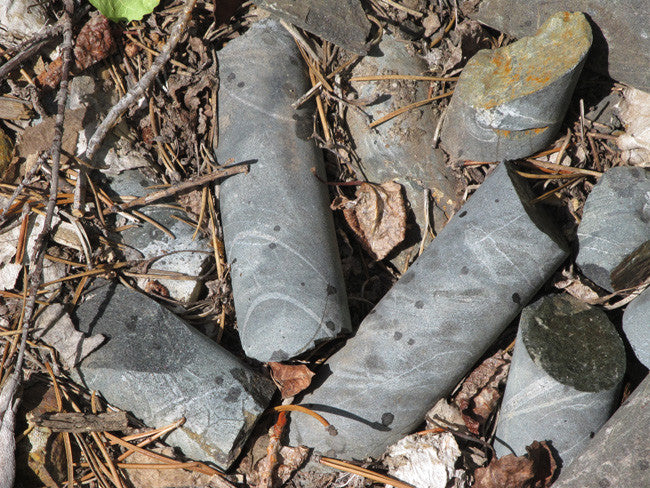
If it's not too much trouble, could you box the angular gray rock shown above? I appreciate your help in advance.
[258,0,371,55]
[108,169,211,303]
[623,287,650,368]
[288,162,568,459]
[441,12,591,162]
[73,280,275,469]
[494,294,626,466]
[464,0,650,91]
[576,166,650,291]
[346,31,462,268]
[215,16,351,362]
[550,373,650,488]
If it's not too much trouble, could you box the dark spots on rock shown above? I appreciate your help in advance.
[639,459,649,471]
[495,198,500,203]
[326,320,336,331]
[327,284,337,296]
[292,113,312,140]
[598,478,611,488]
[300,282,305,287]
[415,300,424,309]
[225,386,241,402]
[460,266,469,275]
[590,431,595,438]
[283,82,296,95]
[126,316,138,331]
[381,412,394,426]
[407,338,415,345]
[274,225,281,231]
[512,293,521,305]
[237,81,245,88]
[268,243,277,249]
[365,355,382,369]
[226,72,236,82]
[214,376,224,386]
[401,271,415,284]
[152,342,161,350]
[394,331,403,340]
[458,211,467,218]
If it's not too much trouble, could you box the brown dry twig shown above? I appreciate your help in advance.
[0,3,74,486]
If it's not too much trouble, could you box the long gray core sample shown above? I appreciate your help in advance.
[215,17,351,362]
[494,294,625,467]
[288,162,568,459]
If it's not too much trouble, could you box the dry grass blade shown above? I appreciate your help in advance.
[319,456,414,488]
[350,74,458,82]
[273,405,337,435]
[369,90,454,128]
[530,176,584,204]
[522,158,602,178]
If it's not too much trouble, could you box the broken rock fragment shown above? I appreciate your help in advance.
[550,373,650,488]
[288,162,568,459]
[576,166,650,292]
[72,280,275,469]
[108,169,211,303]
[623,287,650,368]
[494,294,626,467]
[441,12,592,162]
[258,0,371,55]
[215,16,351,362]
[346,31,462,267]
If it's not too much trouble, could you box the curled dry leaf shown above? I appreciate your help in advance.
[268,362,315,398]
[473,441,557,488]
[453,350,510,434]
[331,181,406,260]
[554,266,601,304]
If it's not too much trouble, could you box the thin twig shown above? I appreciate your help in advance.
[369,90,453,128]
[110,162,245,212]
[318,456,414,488]
[0,11,74,483]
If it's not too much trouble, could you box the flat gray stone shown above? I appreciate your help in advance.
[441,11,591,162]
[259,0,371,55]
[108,169,211,303]
[464,0,650,91]
[73,280,275,469]
[288,162,568,459]
[215,17,351,362]
[623,287,650,368]
[576,166,650,291]
[494,294,626,466]
[551,373,650,488]
[347,32,462,268]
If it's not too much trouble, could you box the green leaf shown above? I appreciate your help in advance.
[89,0,160,22]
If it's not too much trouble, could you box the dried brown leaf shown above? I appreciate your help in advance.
[554,266,601,303]
[453,350,510,434]
[17,108,85,159]
[275,445,309,484]
[526,441,558,488]
[36,56,63,89]
[74,14,115,70]
[334,181,406,260]
[268,362,315,398]
[473,454,534,488]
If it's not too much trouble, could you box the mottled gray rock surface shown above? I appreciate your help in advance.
[494,294,625,466]
[215,17,351,362]
[576,166,650,291]
[347,31,462,268]
[623,287,650,368]
[441,12,591,162]
[464,0,650,91]
[73,280,275,469]
[108,169,211,303]
[288,162,568,459]
[259,0,370,55]
[551,374,650,488]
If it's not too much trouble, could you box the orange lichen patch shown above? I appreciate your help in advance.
[494,126,549,139]
[458,12,592,109]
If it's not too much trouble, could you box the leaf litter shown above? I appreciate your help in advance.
[0,0,647,486]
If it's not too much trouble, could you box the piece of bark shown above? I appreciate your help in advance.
[610,240,650,291]
[29,411,128,433]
